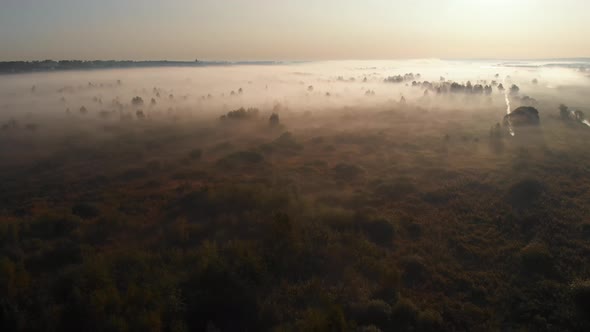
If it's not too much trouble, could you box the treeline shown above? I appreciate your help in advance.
[0,60,283,74]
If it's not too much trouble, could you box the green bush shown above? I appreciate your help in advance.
[362,218,395,247]
[216,150,264,168]
[188,148,202,160]
[391,298,419,330]
[571,279,590,318]
[519,242,553,275]
[417,309,443,332]
[401,255,427,286]
[332,163,365,180]
[350,299,392,330]
[507,179,545,209]
[72,203,100,219]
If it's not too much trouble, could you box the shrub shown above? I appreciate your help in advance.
[188,148,202,160]
[519,242,553,275]
[220,107,259,120]
[131,96,144,106]
[72,203,100,219]
[350,299,392,329]
[374,178,417,200]
[332,163,365,180]
[272,132,303,151]
[571,280,590,318]
[417,309,443,332]
[362,218,395,247]
[391,298,419,329]
[400,255,427,286]
[295,304,347,332]
[507,179,545,209]
[269,113,280,127]
[217,150,264,168]
[28,214,80,239]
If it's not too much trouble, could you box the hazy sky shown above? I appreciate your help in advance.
[1,0,588,61]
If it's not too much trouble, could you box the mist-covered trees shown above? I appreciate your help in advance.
[131,96,144,106]
[220,107,260,121]
[269,112,280,127]
[384,73,417,83]
[559,104,586,123]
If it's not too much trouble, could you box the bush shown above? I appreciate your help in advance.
[400,255,427,286]
[217,150,264,168]
[507,179,545,209]
[417,309,443,332]
[295,304,347,332]
[332,163,365,180]
[519,242,553,275]
[72,203,100,219]
[362,218,395,247]
[188,148,202,160]
[571,280,590,318]
[391,298,419,329]
[272,132,303,151]
[374,178,417,200]
[220,107,259,120]
[269,113,280,127]
[28,214,80,239]
[350,299,392,329]
[131,96,144,106]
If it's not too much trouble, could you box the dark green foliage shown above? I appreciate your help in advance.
[217,150,264,168]
[391,298,420,330]
[273,132,303,150]
[295,304,348,332]
[362,217,395,247]
[71,203,100,219]
[188,148,202,160]
[332,163,364,179]
[269,112,280,126]
[183,259,261,331]
[220,107,259,120]
[401,255,427,287]
[350,299,392,330]
[559,104,570,119]
[374,177,417,200]
[519,242,554,276]
[118,167,149,180]
[417,309,444,331]
[571,280,590,319]
[507,179,545,209]
[131,96,144,106]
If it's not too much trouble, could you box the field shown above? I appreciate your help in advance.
[1,61,590,331]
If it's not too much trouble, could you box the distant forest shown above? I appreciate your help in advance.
[0,60,284,74]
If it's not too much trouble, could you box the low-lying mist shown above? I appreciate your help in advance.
[1,59,589,164]
[2,59,589,120]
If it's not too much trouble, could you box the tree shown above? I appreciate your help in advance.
[269,113,280,127]
[131,96,144,106]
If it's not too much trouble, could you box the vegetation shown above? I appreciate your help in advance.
[1,83,590,331]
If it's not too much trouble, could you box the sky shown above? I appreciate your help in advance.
[0,0,588,61]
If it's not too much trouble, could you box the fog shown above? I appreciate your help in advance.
[1,59,590,168]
